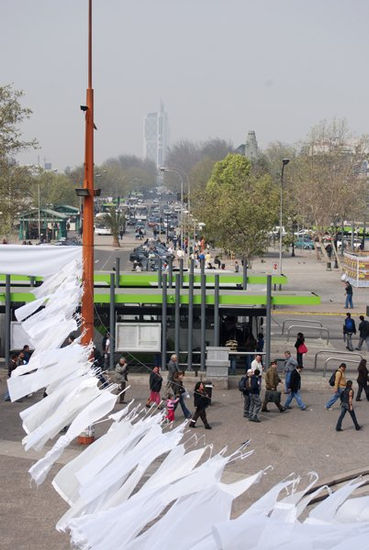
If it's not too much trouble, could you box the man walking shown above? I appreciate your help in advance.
[284,365,306,410]
[251,354,263,373]
[344,280,353,309]
[167,354,179,389]
[336,380,361,432]
[248,369,262,422]
[283,351,298,393]
[356,315,369,351]
[262,361,285,412]
[343,313,356,351]
[326,363,347,410]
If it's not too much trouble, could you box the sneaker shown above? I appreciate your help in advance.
[326,407,332,411]
[253,418,261,423]
[285,406,292,409]
[205,425,212,430]
[279,407,286,412]
[336,428,343,432]
[300,407,306,411]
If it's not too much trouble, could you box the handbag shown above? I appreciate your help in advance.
[265,390,281,404]
[298,343,308,354]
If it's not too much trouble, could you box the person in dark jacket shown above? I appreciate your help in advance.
[148,366,162,406]
[356,359,369,401]
[344,281,353,309]
[294,332,306,367]
[356,316,369,351]
[343,313,356,351]
[189,381,211,429]
[283,366,306,410]
[248,369,262,422]
[336,380,361,431]
[4,353,18,401]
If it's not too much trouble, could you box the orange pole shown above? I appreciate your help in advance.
[81,0,94,346]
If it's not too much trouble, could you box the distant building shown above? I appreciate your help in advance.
[235,130,259,160]
[144,102,169,169]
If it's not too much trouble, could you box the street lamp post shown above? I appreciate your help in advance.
[279,159,290,275]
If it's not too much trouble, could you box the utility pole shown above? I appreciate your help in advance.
[81,0,95,346]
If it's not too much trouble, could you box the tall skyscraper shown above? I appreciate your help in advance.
[144,102,169,168]
[245,131,259,160]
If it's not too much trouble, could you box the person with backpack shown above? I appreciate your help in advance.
[326,363,347,410]
[344,280,354,309]
[355,315,369,351]
[239,369,253,418]
[343,313,356,351]
[336,380,361,432]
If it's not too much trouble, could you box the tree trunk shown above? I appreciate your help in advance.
[331,241,342,270]
[112,236,120,248]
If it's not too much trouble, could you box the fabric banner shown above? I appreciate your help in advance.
[0,244,81,276]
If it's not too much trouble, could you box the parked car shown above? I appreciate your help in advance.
[295,237,314,250]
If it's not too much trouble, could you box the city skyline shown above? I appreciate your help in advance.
[2,0,369,171]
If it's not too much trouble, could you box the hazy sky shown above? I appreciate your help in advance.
[2,0,369,171]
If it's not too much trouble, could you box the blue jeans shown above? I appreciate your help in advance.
[345,294,353,308]
[326,387,344,409]
[244,355,253,371]
[178,393,192,419]
[284,391,305,409]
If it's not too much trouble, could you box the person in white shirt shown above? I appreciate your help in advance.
[251,354,263,373]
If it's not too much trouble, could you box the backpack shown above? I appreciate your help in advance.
[345,318,354,332]
[238,376,246,392]
[329,370,341,387]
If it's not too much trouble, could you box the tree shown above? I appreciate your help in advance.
[30,170,79,209]
[0,85,37,236]
[197,154,279,261]
[103,207,124,248]
[291,120,368,259]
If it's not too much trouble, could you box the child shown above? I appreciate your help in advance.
[166,393,179,422]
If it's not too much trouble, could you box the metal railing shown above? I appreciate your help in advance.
[323,356,361,377]
[286,324,329,344]
[282,318,324,335]
[314,349,363,371]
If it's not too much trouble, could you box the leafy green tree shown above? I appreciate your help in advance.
[198,154,279,261]
[30,170,79,209]
[0,85,37,236]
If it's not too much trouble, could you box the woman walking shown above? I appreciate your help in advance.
[336,380,361,432]
[172,371,192,419]
[147,366,163,406]
[189,381,212,429]
[295,332,307,367]
[356,359,369,401]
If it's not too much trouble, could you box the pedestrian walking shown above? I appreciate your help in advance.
[172,371,192,419]
[344,280,354,309]
[343,312,356,351]
[261,361,285,412]
[114,356,128,404]
[326,363,347,410]
[295,332,307,367]
[4,353,18,402]
[165,393,179,422]
[356,359,369,402]
[189,381,212,429]
[248,369,262,422]
[336,380,361,432]
[147,366,162,406]
[166,354,179,389]
[239,369,253,418]
[283,351,298,393]
[356,315,369,351]
[284,365,306,410]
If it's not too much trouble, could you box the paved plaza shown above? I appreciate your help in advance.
[1,244,369,548]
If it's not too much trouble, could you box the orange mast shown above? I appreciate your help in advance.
[81,0,94,345]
